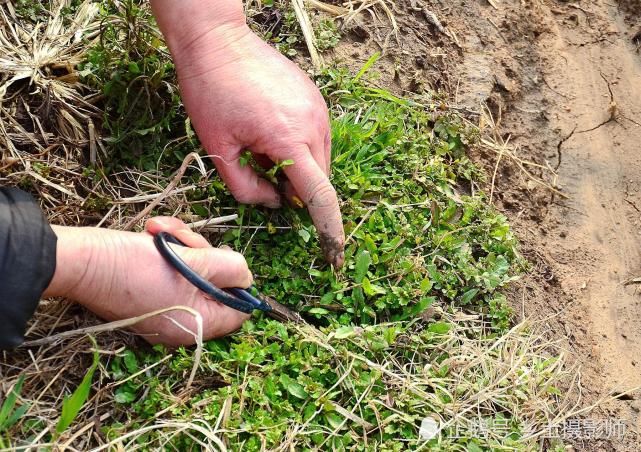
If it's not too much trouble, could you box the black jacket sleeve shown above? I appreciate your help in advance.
[0,187,57,349]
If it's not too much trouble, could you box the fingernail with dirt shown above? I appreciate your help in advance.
[319,231,345,268]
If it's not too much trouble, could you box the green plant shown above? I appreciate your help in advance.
[56,336,100,434]
[249,3,304,57]
[315,18,341,51]
[95,61,537,450]
[79,0,187,171]
[13,0,46,21]
[218,65,521,328]
[0,2,574,450]
[0,375,29,448]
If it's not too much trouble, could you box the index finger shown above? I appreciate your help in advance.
[283,147,345,267]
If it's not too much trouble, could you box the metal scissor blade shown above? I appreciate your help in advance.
[260,295,307,324]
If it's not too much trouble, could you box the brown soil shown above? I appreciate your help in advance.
[329,0,641,449]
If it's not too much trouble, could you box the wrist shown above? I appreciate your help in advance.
[150,0,249,63]
[43,226,115,303]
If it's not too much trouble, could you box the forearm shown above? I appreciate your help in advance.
[44,226,157,319]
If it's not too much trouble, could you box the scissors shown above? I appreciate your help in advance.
[154,231,305,324]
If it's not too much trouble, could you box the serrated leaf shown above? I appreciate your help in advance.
[362,277,386,296]
[420,278,433,292]
[114,390,137,404]
[298,229,311,243]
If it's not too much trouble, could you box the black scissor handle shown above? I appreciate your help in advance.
[153,231,272,314]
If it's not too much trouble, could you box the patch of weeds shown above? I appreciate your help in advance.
[17,3,559,449]
[214,67,523,328]
[247,1,304,58]
[12,0,46,22]
[270,9,303,58]
[315,18,341,51]
[79,0,187,171]
[14,0,89,27]
[92,66,539,449]
[103,317,564,450]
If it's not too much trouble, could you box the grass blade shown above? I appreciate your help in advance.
[354,52,380,81]
[0,375,25,431]
[3,404,29,431]
[55,336,100,434]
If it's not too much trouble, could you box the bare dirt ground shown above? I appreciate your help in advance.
[328,0,641,449]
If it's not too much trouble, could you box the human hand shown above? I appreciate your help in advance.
[45,217,251,346]
[150,0,345,267]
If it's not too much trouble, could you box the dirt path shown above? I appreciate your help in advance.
[546,1,641,392]
[457,0,641,447]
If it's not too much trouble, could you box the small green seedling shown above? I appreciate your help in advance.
[0,375,29,443]
[264,159,294,184]
[56,336,100,435]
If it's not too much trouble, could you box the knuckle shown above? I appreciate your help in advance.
[230,176,264,205]
[231,187,257,205]
[226,250,250,282]
[230,250,248,268]
[305,178,336,208]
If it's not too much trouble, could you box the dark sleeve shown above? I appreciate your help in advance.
[0,187,57,349]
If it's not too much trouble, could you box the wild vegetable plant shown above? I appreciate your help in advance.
[95,59,534,449]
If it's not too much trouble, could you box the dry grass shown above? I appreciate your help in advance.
[308,0,398,49]
[0,0,208,231]
[476,103,568,203]
[0,0,101,154]
[2,306,582,450]
[0,0,102,225]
